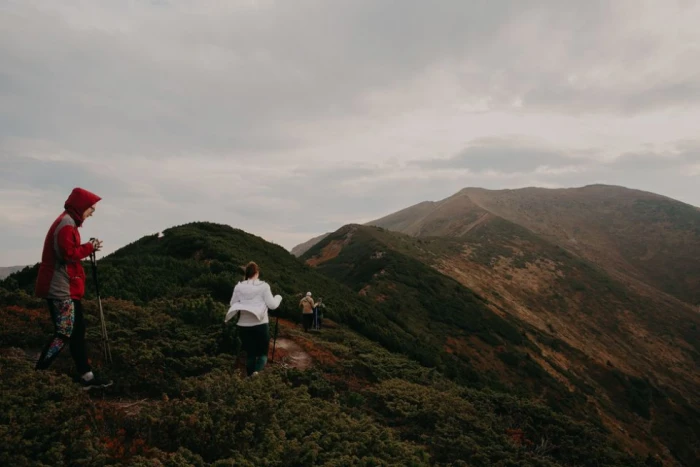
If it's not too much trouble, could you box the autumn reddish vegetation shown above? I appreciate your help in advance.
[4,305,49,326]
[91,402,152,462]
[294,335,339,366]
[506,428,533,448]
[1,305,52,346]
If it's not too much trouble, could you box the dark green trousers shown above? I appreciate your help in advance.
[237,323,269,376]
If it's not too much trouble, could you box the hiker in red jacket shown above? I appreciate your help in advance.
[34,187,112,390]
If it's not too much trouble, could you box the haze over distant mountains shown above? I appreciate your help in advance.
[0,266,26,280]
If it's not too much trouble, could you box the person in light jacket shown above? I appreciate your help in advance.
[225,262,282,376]
[299,291,315,332]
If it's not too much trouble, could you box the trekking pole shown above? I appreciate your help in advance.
[89,245,112,365]
[270,314,280,363]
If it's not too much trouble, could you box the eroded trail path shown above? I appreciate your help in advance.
[272,338,312,370]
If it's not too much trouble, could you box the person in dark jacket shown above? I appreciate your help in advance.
[34,187,112,390]
[314,297,325,330]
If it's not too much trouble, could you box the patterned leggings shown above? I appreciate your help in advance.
[35,299,91,374]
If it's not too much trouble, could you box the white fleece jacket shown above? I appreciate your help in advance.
[225,279,283,326]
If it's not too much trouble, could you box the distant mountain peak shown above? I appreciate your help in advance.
[291,232,332,257]
[0,265,28,280]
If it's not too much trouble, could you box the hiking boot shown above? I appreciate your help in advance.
[80,374,113,391]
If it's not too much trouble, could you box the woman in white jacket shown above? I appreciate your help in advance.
[225,261,283,376]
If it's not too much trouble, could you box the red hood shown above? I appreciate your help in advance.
[64,187,101,226]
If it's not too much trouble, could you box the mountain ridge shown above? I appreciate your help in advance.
[292,184,693,256]
[0,266,27,280]
[367,184,700,306]
[302,221,700,465]
[290,232,332,257]
[0,221,663,466]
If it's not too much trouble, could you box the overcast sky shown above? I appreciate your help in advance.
[2,0,700,266]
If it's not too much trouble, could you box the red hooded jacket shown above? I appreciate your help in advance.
[35,188,102,300]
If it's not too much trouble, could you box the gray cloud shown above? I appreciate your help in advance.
[415,137,589,173]
[2,1,700,264]
[0,0,528,155]
[3,0,698,158]
[415,138,700,175]
[609,144,700,172]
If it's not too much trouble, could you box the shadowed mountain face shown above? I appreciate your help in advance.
[298,185,700,466]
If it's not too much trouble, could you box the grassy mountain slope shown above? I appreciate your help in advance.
[0,290,648,467]
[291,232,332,257]
[0,222,654,466]
[370,184,700,306]
[302,223,700,466]
[5,222,502,372]
[301,225,561,392]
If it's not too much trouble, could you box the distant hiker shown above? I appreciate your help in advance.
[34,187,113,390]
[225,261,283,377]
[299,291,315,332]
[313,298,326,330]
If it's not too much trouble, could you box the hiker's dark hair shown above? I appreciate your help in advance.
[244,261,259,279]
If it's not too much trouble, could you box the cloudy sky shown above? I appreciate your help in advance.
[2,0,700,265]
